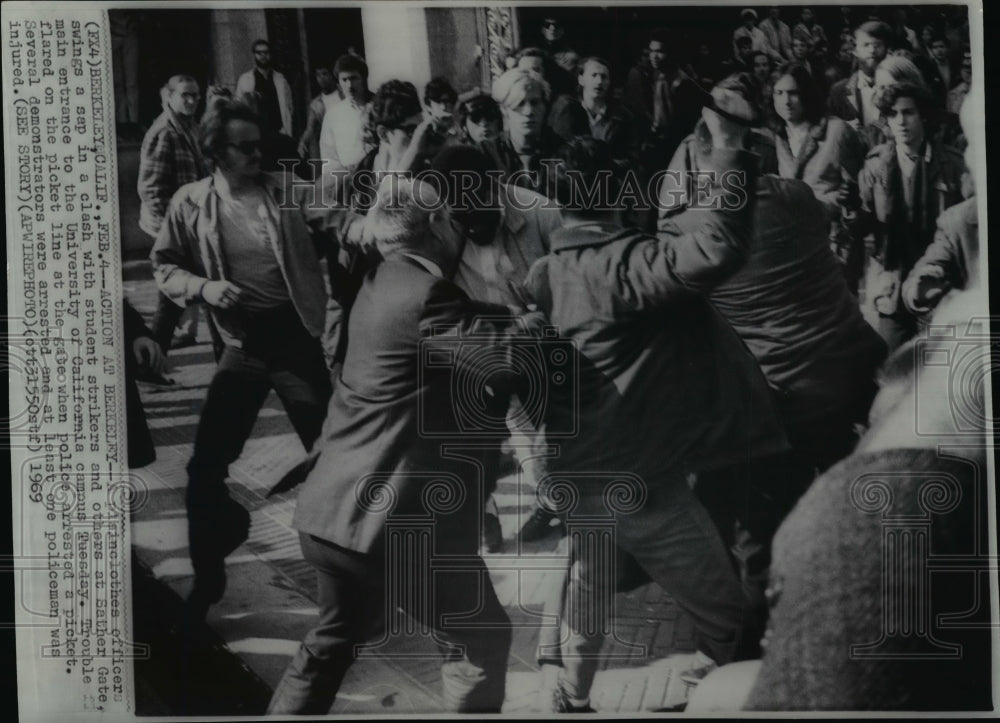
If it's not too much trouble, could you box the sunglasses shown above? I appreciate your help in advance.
[469,109,500,124]
[227,140,262,155]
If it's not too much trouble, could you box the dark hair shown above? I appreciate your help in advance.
[516,46,548,62]
[750,51,771,70]
[577,55,611,77]
[368,80,422,141]
[771,62,826,127]
[334,53,369,81]
[424,76,458,106]
[199,98,260,164]
[545,136,619,214]
[649,27,669,46]
[876,81,934,120]
[856,20,893,45]
[427,144,501,221]
[929,33,949,47]
[455,92,502,141]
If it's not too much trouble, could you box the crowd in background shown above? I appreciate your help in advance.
[124,4,988,714]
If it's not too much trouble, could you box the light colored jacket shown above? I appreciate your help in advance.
[151,171,351,348]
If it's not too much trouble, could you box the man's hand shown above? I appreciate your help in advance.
[201,280,244,309]
[132,337,166,375]
[400,119,444,171]
[904,272,949,314]
[703,87,752,150]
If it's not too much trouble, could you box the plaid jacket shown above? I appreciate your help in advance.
[138,109,206,237]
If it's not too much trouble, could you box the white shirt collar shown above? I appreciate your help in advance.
[401,253,443,278]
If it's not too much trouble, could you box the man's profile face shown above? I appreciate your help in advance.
[253,43,271,70]
[648,40,666,70]
[220,119,262,180]
[792,37,808,60]
[339,71,365,100]
[315,68,336,93]
[855,31,887,74]
[169,81,200,118]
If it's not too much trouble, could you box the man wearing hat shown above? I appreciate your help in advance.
[733,8,779,63]
[526,80,788,712]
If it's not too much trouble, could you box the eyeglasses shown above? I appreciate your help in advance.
[227,140,262,155]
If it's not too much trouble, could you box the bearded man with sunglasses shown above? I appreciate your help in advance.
[151,99,353,624]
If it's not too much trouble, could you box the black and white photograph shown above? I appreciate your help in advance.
[3,1,996,718]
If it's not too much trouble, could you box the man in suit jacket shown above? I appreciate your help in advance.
[268,176,545,714]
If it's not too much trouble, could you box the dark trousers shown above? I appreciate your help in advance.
[186,305,331,612]
[693,453,815,659]
[268,533,512,714]
[152,292,224,360]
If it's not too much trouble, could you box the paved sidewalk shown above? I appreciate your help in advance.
[124,262,701,715]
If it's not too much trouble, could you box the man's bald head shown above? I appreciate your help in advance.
[367,175,454,263]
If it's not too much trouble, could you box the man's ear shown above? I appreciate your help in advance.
[376,124,389,144]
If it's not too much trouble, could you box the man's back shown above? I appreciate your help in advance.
[525,223,787,482]
[668,174,885,403]
[294,258,508,553]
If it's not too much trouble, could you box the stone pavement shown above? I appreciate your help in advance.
[123,261,703,715]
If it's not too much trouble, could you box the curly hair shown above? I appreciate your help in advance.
[876,81,934,121]
[198,98,260,166]
[363,79,422,148]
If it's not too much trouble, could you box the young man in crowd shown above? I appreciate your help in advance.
[138,74,208,360]
[828,21,892,129]
[320,53,373,173]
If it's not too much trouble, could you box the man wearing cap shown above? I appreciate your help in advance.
[733,9,779,64]
[527,82,788,712]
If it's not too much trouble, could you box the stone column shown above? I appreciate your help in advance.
[209,9,268,91]
[360,5,432,90]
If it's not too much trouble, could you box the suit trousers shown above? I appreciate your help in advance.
[186,305,331,609]
[268,533,513,714]
[555,474,749,700]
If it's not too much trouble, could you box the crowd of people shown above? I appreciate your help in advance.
[126,5,989,714]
